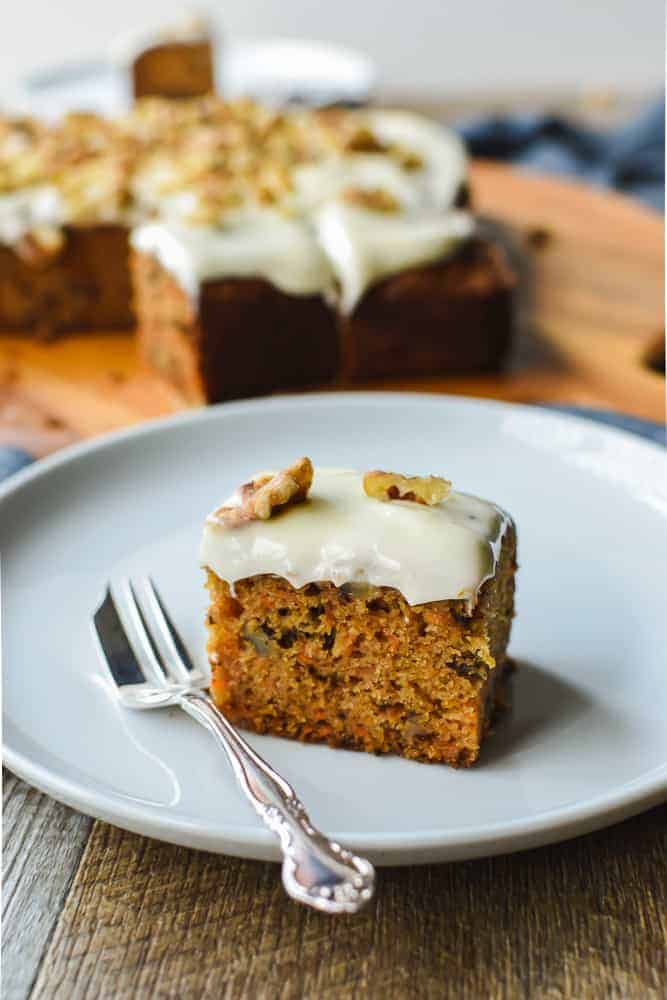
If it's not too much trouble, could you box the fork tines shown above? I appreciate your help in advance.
[93,578,204,692]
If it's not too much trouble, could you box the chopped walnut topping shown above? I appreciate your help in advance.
[389,144,424,171]
[0,99,427,229]
[363,470,451,505]
[342,186,400,213]
[250,457,313,519]
[122,99,387,220]
[0,117,50,191]
[57,155,134,222]
[213,457,314,527]
[343,126,388,154]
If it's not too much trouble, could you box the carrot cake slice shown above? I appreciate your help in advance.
[201,457,517,767]
[120,15,216,100]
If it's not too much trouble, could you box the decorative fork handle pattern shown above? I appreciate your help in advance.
[179,691,375,914]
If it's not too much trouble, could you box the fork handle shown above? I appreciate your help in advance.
[178,691,375,914]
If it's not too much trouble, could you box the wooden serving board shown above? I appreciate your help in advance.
[0,162,664,457]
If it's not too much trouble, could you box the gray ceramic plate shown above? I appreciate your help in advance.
[2,393,666,864]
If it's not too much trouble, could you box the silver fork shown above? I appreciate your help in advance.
[92,577,375,914]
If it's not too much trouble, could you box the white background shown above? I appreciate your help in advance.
[4,0,665,96]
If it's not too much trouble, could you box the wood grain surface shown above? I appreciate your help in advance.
[2,772,92,1000]
[2,160,666,998]
[0,162,664,461]
[25,804,667,1000]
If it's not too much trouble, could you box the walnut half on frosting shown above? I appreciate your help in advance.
[213,457,313,527]
[363,470,451,505]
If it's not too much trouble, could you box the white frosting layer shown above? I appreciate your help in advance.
[314,204,472,314]
[200,468,510,607]
[131,211,334,299]
[0,185,63,244]
[129,109,472,313]
[366,110,467,211]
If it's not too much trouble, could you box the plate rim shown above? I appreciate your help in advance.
[3,741,666,864]
[3,391,666,864]
[1,391,665,507]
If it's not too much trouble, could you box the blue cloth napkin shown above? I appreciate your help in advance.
[458,98,665,212]
[1,408,663,485]
[542,405,665,447]
[0,446,34,481]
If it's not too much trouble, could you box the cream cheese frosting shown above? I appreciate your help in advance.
[366,110,467,211]
[0,185,63,244]
[131,211,334,300]
[200,467,510,607]
[313,203,472,314]
[129,109,472,313]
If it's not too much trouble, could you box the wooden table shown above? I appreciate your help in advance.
[2,162,666,999]
[3,774,666,999]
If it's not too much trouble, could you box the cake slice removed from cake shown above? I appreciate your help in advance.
[201,458,517,767]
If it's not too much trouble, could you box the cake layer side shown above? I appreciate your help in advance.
[128,204,474,318]
[339,237,516,379]
[0,225,133,335]
[132,233,515,402]
[204,522,516,767]
[131,248,339,402]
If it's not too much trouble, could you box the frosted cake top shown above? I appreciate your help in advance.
[200,462,510,607]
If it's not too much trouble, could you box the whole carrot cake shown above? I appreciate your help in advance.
[0,98,515,390]
[129,102,515,397]
[201,458,517,767]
